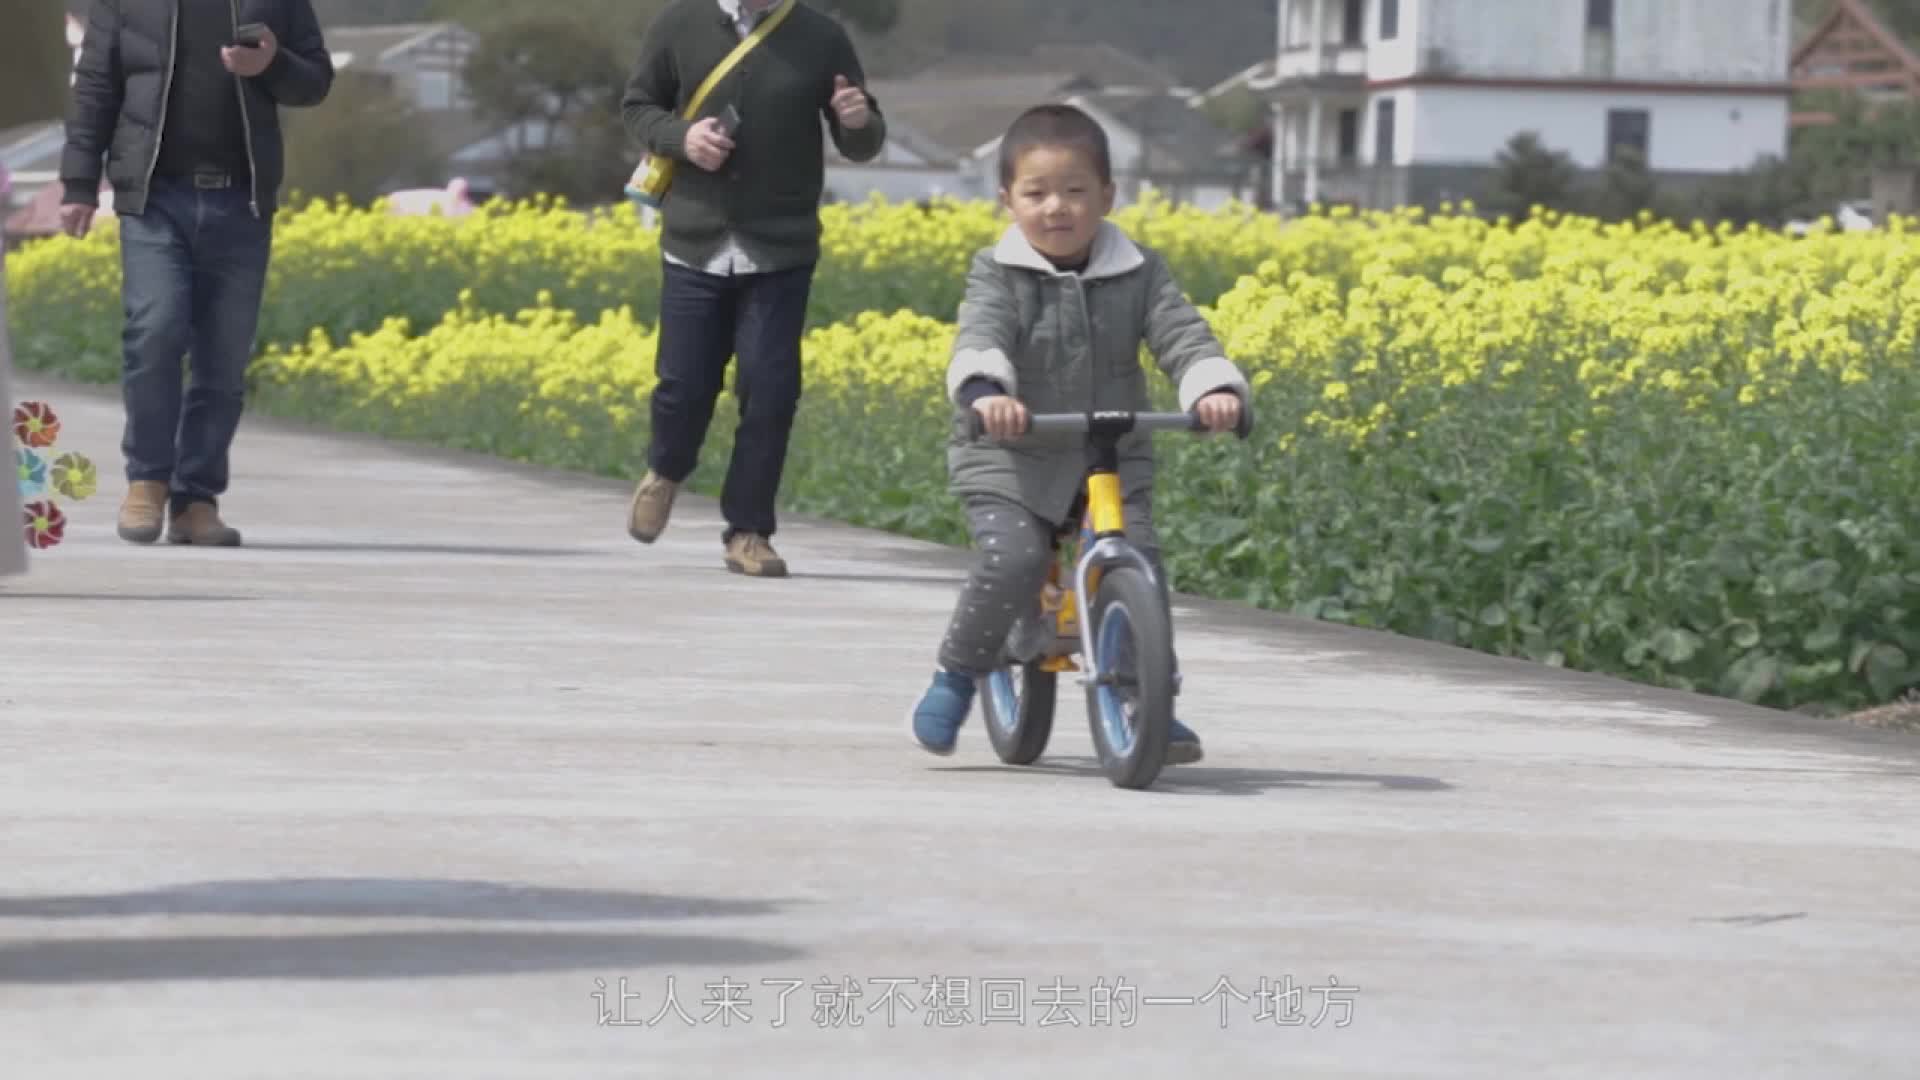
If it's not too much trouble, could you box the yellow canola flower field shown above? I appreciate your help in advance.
[9,197,1919,713]
[7,192,1289,374]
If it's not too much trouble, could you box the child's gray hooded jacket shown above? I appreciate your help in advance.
[945,221,1252,529]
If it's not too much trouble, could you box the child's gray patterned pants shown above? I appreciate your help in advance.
[937,493,1173,678]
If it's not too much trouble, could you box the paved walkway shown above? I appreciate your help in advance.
[4,375,1918,1078]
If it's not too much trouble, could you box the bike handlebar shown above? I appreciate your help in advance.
[966,408,1251,442]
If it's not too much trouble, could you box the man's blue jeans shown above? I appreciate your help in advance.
[117,176,272,515]
[648,259,814,541]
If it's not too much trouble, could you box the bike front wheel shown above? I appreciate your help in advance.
[1084,565,1175,790]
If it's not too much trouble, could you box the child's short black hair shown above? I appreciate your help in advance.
[997,103,1113,189]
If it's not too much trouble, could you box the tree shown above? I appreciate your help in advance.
[1,0,69,129]
[1488,133,1577,218]
[280,68,446,204]
[447,0,907,204]
[460,13,635,204]
[1689,156,1815,228]
[819,0,900,34]
[1786,91,1920,205]
[313,0,440,23]
[430,0,898,42]
[433,0,666,48]
[1798,0,1920,45]
[1594,145,1657,221]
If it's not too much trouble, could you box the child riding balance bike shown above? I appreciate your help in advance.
[908,103,1253,789]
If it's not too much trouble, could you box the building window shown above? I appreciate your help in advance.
[1338,108,1360,163]
[1375,98,1396,165]
[1587,0,1613,31]
[1605,108,1649,163]
[1381,0,1400,40]
[1342,0,1365,45]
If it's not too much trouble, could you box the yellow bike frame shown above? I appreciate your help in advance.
[1040,471,1126,673]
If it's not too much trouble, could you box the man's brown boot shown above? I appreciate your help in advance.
[724,532,788,578]
[116,481,168,544]
[627,470,678,544]
[167,501,242,547]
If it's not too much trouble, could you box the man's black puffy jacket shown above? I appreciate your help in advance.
[60,0,334,219]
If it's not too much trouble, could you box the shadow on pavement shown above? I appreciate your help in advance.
[0,590,257,603]
[0,877,789,922]
[938,759,1454,797]
[243,541,600,559]
[785,571,962,588]
[0,929,803,983]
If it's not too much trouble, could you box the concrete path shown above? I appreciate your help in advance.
[4,375,1918,1079]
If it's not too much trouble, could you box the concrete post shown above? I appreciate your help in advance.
[1307,95,1323,206]
[1307,0,1327,204]
[1270,0,1291,212]
[1270,103,1288,210]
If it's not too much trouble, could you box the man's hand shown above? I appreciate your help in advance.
[972,395,1029,439]
[830,75,870,130]
[58,203,96,240]
[1194,390,1242,434]
[684,117,735,172]
[221,27,278,78]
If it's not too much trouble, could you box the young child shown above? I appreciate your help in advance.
[909,103,1252,763]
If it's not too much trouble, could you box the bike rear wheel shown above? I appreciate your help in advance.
[983,660,1057,765]
[1084,566,1175,790]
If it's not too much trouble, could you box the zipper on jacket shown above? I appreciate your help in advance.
[1076,277,1097,414]
[141,2,181,199]
[229,0,261,217]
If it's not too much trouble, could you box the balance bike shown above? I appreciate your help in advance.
[972,408,1245,790]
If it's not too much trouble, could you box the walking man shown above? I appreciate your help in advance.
[620,0,886,577]
[58,0,333,547]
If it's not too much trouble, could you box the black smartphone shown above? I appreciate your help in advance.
[233,21,268,47]
[718,104,743,137]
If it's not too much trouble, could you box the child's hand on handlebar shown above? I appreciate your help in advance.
[1194,391,1242,434]
[972,395,1030,439]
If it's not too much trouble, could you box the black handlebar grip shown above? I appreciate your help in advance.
[964,407,1253,441]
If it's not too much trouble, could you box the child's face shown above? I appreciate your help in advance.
[1000,144,1114,266]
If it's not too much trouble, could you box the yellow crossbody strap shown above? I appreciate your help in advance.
[685,0,794,117]
[626,0,796,208]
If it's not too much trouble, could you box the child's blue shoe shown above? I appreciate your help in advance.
[1166,717,1204,765]
[911,670,976,756]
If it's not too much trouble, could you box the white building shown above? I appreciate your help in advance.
[827,48,1249,209]
[1222,0,1794,209]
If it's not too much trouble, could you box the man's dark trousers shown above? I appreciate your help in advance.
[118,174,273,517]
[647,259,814,541]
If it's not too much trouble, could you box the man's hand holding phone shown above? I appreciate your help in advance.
[684,107,740,173]
[222,23,277,78]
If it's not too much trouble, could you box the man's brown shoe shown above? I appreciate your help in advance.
[725,533,789,578]
[627,470,678,544]
[167,502,242,547]
[116,481,168,544]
